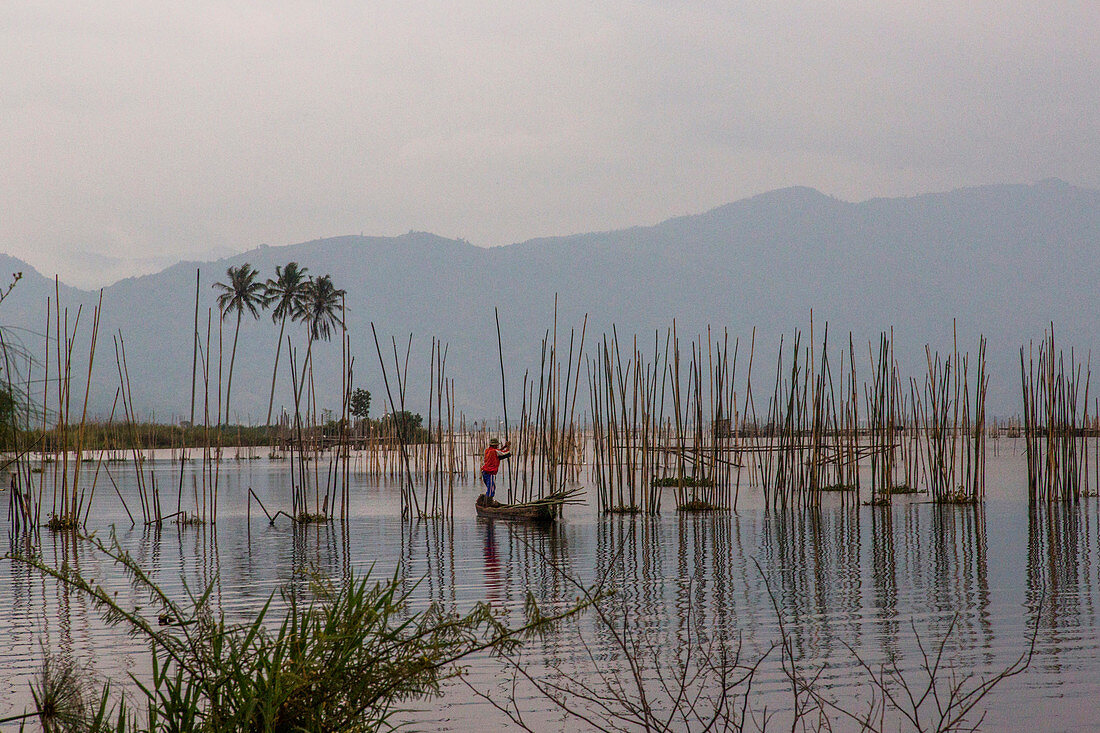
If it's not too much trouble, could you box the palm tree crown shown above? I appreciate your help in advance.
[296,275,346,341]
[262,262,310,424]
[212,263,266,425]
[213,263,266,321]
[264,262,309,323]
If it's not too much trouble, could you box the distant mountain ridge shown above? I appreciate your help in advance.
[2,180,1098,420]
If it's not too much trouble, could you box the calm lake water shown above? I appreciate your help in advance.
[3,443,1100,731]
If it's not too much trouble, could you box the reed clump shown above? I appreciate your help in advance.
[370,326,461,519]
[677,499,723,512]
[652,475,714,488]
[45,514,80,532]
[25,654,110,733]
[1021,328,1091,502]
[938,488,978,504]
[749,322,869,509]
[589,322,742,514]
[914,328,989,505]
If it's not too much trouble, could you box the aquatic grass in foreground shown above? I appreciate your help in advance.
[3,531,588,732]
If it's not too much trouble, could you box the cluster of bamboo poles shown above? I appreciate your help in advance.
[864,332,900,504]
[588,330,668,514]
[3,286,206,535]
[745,325,898,509]
[1021,329,1091,502]
[370,326,465,518]
[114,330,169,525]
[418,339,458,516]
[913,332,989,503]
[588,324,742,513]
[863,331,933,504]
[583,320,993,512]
[729,325,989,508]
[500,306,588,508]
[279,315,354,523]
[179,271,231,525]
[752,326,848,508]
[40,287,103,529]
[5,284,106,534]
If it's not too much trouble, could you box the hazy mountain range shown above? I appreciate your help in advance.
[1,179,1098,423]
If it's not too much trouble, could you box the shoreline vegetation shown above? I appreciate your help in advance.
[6,419,1098,457]
[10,417,433,453]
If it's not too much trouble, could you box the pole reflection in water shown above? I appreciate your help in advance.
[401,518,458,610]
[759,507,857,669]
[870,503,899,660]
[1027,501,1095,675]
[930,503,993,668]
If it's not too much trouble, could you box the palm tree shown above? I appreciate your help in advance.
[295,274,346,344]
[213,263,266,426]
[291,273,347,421]
[263,262,309,425]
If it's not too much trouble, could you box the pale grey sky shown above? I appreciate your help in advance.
[3,1,1099,288]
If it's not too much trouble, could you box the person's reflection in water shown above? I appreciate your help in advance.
[482,520,503,605]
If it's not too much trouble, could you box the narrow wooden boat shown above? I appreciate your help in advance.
[475,494,555,522]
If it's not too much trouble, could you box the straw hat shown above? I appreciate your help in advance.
[489,437,500,447]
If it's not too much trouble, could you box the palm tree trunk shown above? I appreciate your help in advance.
[266,314,288,425]
[224,309,242,426]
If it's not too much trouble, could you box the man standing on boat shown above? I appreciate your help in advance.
[481,437,512,504]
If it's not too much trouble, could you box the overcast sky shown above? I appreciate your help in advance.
[3,2,1099,288]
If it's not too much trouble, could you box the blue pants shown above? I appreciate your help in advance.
[482,471,496,498]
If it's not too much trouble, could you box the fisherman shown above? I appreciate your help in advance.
[481,437,512,504]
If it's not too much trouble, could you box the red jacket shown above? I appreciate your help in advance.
[481,446,510,474]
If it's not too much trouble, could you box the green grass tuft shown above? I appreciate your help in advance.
[677,500,725,512]
[653,476,714,488]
